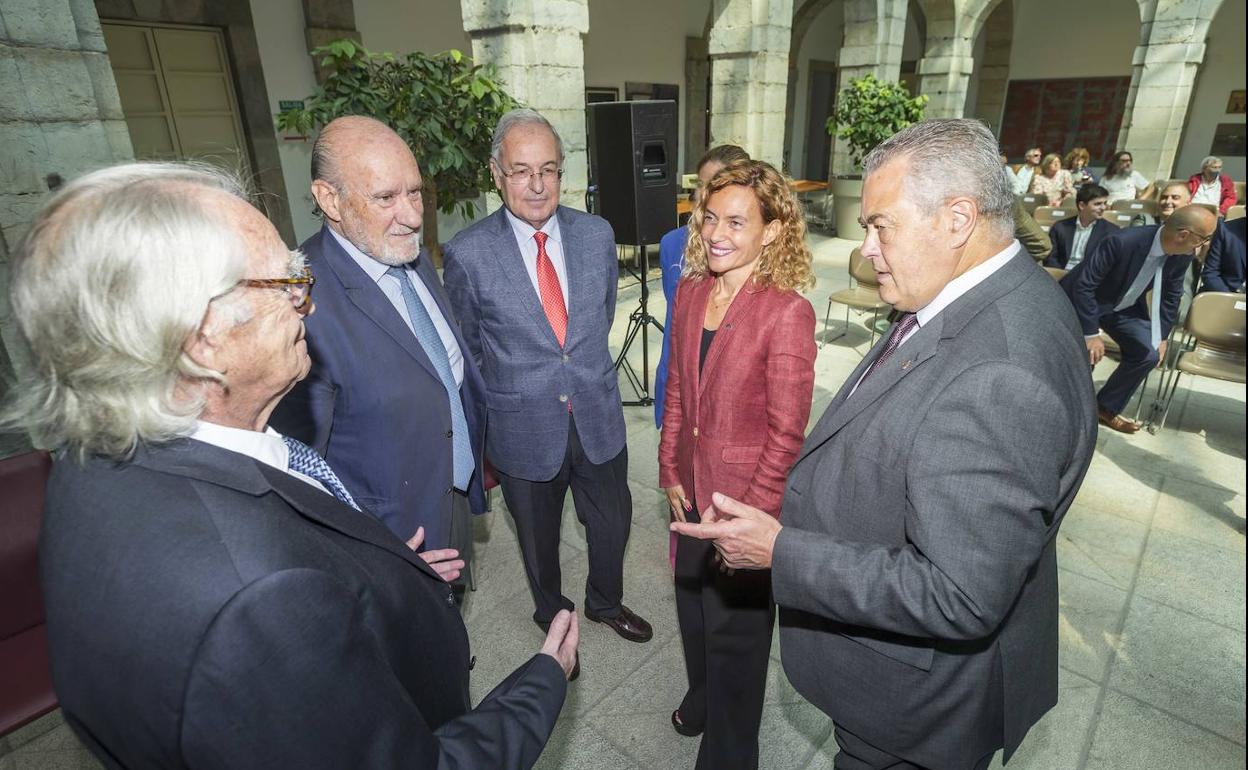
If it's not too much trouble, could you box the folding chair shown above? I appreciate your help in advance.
[1226,205,1245,222]
[1111,198,1159,219]
[1033,206,1075,228]
[1018,193,1045,215]
[1146,291,1246,432]
[1103,212,1135,228]
[821,248,891,349]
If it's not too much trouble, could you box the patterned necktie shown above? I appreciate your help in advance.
[385,266,474,490]
[533,232,568,347]
[283,435,360,510]
[859,313,919,386]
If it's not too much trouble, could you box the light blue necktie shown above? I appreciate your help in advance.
[283,435,360,510]
[1114,254,1166,348]
[386,266,474,489]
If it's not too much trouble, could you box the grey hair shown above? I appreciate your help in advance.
[1,161,253,460]
[1201,156,1222,172]
[863,118,1015,240]
[490,108,565,164]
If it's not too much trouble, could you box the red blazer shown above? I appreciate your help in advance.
[1187,173,1236,215]
[658,275,816,518]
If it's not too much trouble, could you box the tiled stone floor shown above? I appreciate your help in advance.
[3,234,1244,769]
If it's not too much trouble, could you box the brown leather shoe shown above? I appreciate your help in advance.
[585,604,653,643]
[1098,406,1140,434]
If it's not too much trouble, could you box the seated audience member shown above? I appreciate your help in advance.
[1156,182,1192,224]
[1011,146,1042,195]
[1200,216,1246,293]
[3,162,577,769]
[1046,184,1114,270]
[1100,150,1155,204]
[1029,153,1075,206]
[1187,156,1237,216]
[1013,195,1052,262]
[1065,147,1094,185]
[1061,205,1218,433]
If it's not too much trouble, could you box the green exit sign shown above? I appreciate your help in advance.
[279,100,304,111]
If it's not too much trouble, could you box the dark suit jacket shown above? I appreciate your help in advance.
[657,276,815,517]
[1200,217,1246,293]
[1044,216,1116,269]
[40,438,565,769]
[442,207,626,481]
[1059,225,1191,339]
[271,226,486,547]
[772,249,1097,767]
[654,225,687,427]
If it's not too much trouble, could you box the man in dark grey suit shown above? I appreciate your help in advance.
[675,119,1098,769]
[444,109,652,647]
[6,161,577,768]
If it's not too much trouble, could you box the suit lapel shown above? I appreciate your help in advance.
[132,438,444,583]
[698,282,762,397]
[316,228,441,381]
[490,209,564,349]
[559,208,590,348]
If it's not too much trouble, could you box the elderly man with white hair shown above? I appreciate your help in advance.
[1187,155,1237,216]
[3,162,576,769]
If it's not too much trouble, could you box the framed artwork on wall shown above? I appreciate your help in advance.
[1226,90,1246,114]
[586,87,618,104]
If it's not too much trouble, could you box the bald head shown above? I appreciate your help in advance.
[1160,204,1218,256]
[309,116,425,265]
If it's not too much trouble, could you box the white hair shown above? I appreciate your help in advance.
[2,161,253,459]
[1201,156,1222,172]
[863,118,1016,241]
[490,108,565,164]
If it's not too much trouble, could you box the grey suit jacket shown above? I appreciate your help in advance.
[772,248,1097,767]
[442,206,627,481]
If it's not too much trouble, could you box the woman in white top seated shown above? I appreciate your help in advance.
[1099,150,1155,204]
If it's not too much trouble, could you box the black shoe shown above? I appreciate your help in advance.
[671,709,702,737]
[584,604,653,643]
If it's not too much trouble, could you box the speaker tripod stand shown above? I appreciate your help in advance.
[614,243,664,407]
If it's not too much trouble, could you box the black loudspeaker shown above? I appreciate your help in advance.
[587,100,678,245]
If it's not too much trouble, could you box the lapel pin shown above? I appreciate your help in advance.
[901,360,912,370]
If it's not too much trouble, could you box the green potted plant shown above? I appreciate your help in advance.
[825,74,927,238]
[277,40,519,262]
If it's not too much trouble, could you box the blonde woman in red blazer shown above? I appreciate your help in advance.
[658,160,816,770]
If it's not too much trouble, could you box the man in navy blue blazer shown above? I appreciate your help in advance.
[271,117,485,579]
[1200,216,1246,293]
[1061,206,1218,433]
[1045,184,1115,270]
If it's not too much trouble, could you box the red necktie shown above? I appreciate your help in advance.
[533,232,567,347]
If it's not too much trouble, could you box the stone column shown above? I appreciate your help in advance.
[461,0,590,211]
[829,0,907,175]
[685,36,710,170]
[302,0,360,84]
[915,0,976,119]
[706,0,795,167]
[1115,0,1221,181]
[970,0,1011,132]
[0,0,134,456]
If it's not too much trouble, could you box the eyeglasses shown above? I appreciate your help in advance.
[239,267,315,315]
[1183,229,1215,249]
[499,167,564,186]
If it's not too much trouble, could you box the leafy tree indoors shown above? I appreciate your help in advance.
[826,74,928,169]
[277,40,519,262]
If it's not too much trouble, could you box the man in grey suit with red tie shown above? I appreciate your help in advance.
[271,117,485,585]
[444,109,652,653]
[675,119,1098,768]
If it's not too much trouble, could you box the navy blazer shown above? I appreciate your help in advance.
[270,226,486,548]
[1200,217,1246,293]
[1044,216,1117,269]
[443,207,627,481]
[41,439,566,769]
[1060,225,1191,340]
[654,225,687,427]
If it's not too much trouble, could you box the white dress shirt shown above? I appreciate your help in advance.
[1068,218,1097,269]
[1101,171,1150,204]
[503,208,570,305]
[850,241,1020,396]
[190,421,329,495]
[1192,179,1221,207]
[328,227,464,386]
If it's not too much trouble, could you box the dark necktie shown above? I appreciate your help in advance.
[858,313,919,386]
[283,435,360,510]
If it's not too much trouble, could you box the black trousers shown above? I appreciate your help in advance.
[498,414,631,623]
[1097,311,1160,415]
[832,724,995,770]
[674,513,775,770]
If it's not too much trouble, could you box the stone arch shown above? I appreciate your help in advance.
[969,0,1011,131]
[914,0,1004,118]
[785,0,840,172]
